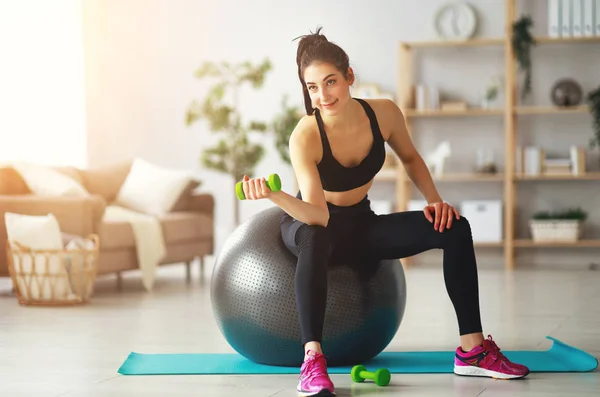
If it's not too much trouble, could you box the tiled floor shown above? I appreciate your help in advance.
[1,259,599,396]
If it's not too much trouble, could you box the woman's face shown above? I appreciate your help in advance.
[304,62,354,116]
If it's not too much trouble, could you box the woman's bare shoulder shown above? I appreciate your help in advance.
[289,114,323,165]
[362,98,402,116]
[361,98,404,140]
[290,114,320,149]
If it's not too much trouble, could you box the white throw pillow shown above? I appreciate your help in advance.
[4,212,73,300]
[11,162,89,197]
[5,212,64,250]
[115,158,192,215]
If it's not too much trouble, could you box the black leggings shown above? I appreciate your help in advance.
[280,195,483,346]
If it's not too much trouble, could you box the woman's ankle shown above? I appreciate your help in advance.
[460,332,484,352]
[304,341,323,359]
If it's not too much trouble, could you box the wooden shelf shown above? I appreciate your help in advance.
[516,172,600,181]
[395,1,600,270]
[375,172,505,182]
[404,106,589,117]
[514,239,600,248]
[434,173,505,182]
[474,241,504,248]
[404,108,504,117]
[514,105,589,115]
[534,36,600,44]
[403,38,505,48]
[402,34,600,50]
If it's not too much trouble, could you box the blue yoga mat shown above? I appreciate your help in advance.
[118,336,597,375]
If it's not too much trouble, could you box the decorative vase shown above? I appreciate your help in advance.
[551,78,583,107]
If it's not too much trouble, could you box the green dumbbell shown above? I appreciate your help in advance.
[351,365,391,387]
[235,174,282,200]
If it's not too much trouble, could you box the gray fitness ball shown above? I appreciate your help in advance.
[211,206,407,367]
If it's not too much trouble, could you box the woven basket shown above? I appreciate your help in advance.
[6,234,100,306]
[529,220,582,243]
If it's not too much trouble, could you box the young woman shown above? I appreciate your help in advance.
[240,28,529,397]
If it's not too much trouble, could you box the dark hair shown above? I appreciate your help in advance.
[294,27,350,115]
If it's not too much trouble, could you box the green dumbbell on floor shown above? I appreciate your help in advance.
[351,365,391,387]
[235,174,282,200]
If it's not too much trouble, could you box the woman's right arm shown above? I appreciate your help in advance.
[268,118,329,226]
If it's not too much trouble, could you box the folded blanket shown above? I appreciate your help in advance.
[103,206,166,291]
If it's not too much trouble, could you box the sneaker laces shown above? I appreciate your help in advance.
[482,335,506,362]
[302,351,329,379]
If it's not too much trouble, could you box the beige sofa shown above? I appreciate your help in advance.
[0,162,214,285]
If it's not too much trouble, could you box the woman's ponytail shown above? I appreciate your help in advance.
[294,27,330,115]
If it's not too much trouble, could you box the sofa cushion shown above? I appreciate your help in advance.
[11,162,89,198]
[0,165,84,196]
[80,161,132,202]
[4,212,63,250]
[0,167,31,195]
[99,211,212,250]
[52,166,84,185]
[114,158,193,216]
[170,180,201,212]
[161,211,213,244]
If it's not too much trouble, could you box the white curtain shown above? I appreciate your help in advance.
[0,0,87,167]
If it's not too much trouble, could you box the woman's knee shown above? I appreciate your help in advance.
[296,224,331,252]
[445,216,473,242]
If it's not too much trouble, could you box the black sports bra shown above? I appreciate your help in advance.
[315,98,386,192]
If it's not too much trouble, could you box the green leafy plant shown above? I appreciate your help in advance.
[270,95,302,165]
[588,85,600,152]
[485,86,499,102]
[485,76,502,102]
[511,15,536,100]
[532,207,588,221]
[186,59,272,225]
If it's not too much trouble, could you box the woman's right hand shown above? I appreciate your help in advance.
[241,175,271,200]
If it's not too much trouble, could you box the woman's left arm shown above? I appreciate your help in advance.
[383,100,441,204]
[382,100,459,231]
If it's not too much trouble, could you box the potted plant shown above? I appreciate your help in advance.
[588,85,600,166]
[270,95,303,191]
[186,59,273,225]
[530,207,588,242]
[271,94,302,166]
[482,75,502,109]
[511,15,536,101]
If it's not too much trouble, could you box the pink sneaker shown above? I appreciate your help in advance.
[454,335,530,379]
[297,350,335,396]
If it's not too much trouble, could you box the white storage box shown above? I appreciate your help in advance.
[408,200,428,211]
[460,200,503,243]
[370,200,393,215]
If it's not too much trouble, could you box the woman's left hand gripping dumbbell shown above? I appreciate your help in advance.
[236,174,282,201]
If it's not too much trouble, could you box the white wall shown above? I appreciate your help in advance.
[0,0,87,167]
[82,0,600,268]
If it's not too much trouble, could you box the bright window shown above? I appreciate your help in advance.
[0,0,87,167]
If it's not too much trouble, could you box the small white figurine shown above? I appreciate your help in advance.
[425,141,451,178]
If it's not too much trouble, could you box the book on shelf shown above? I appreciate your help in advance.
[414,85,440,111]
[440,101,468,111]
[570,145,587,175]
[516,146,587,177]
[561,0,573,37]
[548,0,561,37]
[516,146,524,174]
[596,0,600,37]
[548,0,598,38]
[515,145,586,176]
[518,146,544,176]
[544,158,571,175]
